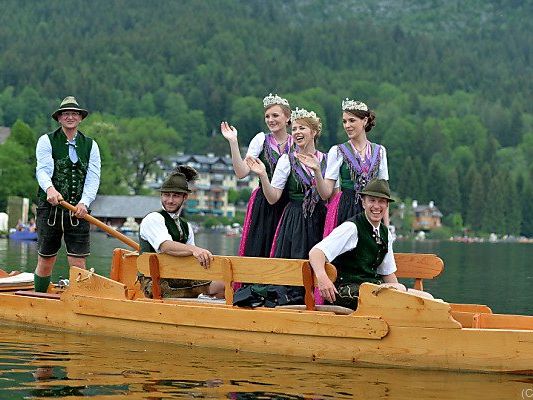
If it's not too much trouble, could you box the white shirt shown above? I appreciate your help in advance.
[270,154,292,189]
[246,132,267,158]
[313,220,397,276]
[35,133,101,207]
[324,144,389,182]
[140,211,194,253]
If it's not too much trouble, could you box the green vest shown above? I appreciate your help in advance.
[37,128,93,204]
[139,210,190,253]
[339,142,381,191]
[331,213,389,285]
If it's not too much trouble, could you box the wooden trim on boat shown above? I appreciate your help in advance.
[14,290,61,300]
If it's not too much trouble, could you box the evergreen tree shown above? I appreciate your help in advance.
[481,171,506,234]
[466,169,484,231]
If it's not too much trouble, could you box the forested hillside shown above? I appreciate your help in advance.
[0,0,531,236]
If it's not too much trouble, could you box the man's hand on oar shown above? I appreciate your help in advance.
[46,187,63,206]
[74,203,88,218]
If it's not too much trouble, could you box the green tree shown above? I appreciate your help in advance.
[0,141,36,210]
[481,171,506,234]
[82,115,129,195]
[465,169,484,231]
[520,174,533,237]
[229,96,263,146]
[114,117,182,194]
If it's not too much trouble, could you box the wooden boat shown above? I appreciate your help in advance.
[9,230,37,241]
[0,248,531,375]
[2,325,525,400]
[0,270,34,291]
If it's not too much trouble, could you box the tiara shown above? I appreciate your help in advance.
[290,107,320,125]
[263,93,290,108]
[342,98,368,112]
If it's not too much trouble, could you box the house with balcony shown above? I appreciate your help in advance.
[411,200,443,231]
[158,154,258,218]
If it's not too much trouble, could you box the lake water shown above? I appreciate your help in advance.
[0,233,532,399]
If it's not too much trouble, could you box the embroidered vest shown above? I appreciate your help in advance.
[139,210,190,253]
[286,152,327,217]
[37,128,93,204]
[258,133,293,184]
[331,213,388,285]
[338,142,381,192]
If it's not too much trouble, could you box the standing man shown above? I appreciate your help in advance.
[139,166,225,298]
[34,96,101,292]
[309,179,431,309]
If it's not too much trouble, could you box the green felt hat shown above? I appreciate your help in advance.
[52,96,89,121]
[360,179,395,202]
[160,172,191,194]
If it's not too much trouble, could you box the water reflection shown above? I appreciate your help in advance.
[0,325,530,399]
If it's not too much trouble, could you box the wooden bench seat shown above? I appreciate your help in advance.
[136,253,337,311]
[110,249,450,309]
[394,253,444,290]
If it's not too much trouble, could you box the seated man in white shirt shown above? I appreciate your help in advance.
[309,179,431,309]
[139,166,224,299]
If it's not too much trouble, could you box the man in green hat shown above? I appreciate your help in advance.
[309,179,431,309]
[34,96,101,292]
[138,166,224,298]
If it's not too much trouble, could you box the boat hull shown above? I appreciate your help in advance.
[0,268,531,375]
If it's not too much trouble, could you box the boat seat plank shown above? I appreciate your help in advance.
[137,253,337,311]
[394,253,444,290]
[473,313,533,331]
[450,303,492,314]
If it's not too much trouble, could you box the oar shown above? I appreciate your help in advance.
[59,200,140,251]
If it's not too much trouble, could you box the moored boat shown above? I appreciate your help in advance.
[0,249,531,375]
[8,230,38,241]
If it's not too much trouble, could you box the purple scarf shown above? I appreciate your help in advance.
[289,151,327,218]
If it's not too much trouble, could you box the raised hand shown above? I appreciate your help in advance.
[220,121,238,142]
[245,156,267,177]
[295,152,320,172]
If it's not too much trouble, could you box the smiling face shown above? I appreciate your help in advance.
[342,111,367,140]
[362,195,389,226]
[161,192,188,214]
[58,111,83,131]
[291,120,317,149]
[264,104,290,134]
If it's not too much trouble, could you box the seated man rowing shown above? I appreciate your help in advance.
[138,166,224,299]
[309,179,431,309]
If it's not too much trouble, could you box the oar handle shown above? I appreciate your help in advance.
[59,200,140,251]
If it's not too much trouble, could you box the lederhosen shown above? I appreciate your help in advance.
[36,128,93,257]
[138,210,210,298]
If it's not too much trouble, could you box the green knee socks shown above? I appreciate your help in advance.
[34,274,51,293]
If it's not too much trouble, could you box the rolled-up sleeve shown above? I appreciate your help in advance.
[139,213,173,252]
[377,228,397,275]
[80,141,101,207]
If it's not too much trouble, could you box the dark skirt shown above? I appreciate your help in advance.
[336,188,362,226]
[324,188,363,238]
[239,186,288,257]
[272,200,326,259]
